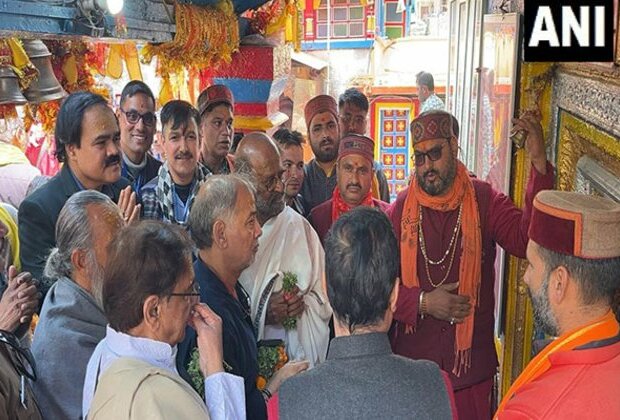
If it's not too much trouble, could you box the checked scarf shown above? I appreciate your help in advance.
[156,161,211,225]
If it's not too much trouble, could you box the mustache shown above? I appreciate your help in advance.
[284,177,300,186]
[423,169,439,178]
[174,152,194,160]
[105,154,120,166]
[346,183,362,189]
[320,138,334,146]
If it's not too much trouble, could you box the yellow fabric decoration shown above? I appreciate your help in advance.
[123,42,143,81]
[142,2,240,74]
[0,204,20,272]
[159,75,174,108]
[6,38,38,90]
[106,44,124,79]
[61,54,78,85]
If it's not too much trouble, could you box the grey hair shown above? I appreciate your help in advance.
[189,174,256,249]
[44,190,119,280]
[538,246,620,306]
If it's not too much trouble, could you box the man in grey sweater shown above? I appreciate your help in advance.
[278,207,456,419]
[31,191,123,419]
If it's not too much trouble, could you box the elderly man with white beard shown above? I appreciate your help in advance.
[235,132,332,368]
[31,190,123,420]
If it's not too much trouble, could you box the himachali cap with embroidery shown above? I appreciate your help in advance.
[410,110,459,145]
[338,134,375,164]
[529,190,620,259]
[197,85,234,116]
[304,95,338,130]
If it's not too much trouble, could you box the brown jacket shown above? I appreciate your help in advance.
[0,341,42,420]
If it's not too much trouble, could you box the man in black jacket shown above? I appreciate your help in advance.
[18,92,134,297]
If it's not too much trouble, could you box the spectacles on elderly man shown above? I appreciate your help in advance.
[169,281,201,299]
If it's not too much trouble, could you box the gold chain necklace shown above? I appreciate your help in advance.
[418,205,462,288]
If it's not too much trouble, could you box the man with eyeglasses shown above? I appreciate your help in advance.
[117,81,162,192]
[387,109,554,419]
[179,175,308,420]
[309,133,388,244]
[338,88,390,202]
[235,133,331,369]
[197,85,235,174]
[140,100,210,226]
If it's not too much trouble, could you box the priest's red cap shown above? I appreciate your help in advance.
[338,134,375,164]
[304,95,338,131]
[529,190,620,259]
[197,85,234,116]
[410,110,459,144]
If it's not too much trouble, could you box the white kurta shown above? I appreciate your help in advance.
[239,206,332,367]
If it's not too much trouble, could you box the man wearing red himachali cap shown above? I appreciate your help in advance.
[197,84,235,174]
[496,191,620,419]
[387,110,554,419]
[309,133,388,244]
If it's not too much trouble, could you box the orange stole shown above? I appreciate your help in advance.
[495,311,620,417]
[400,161,482,376]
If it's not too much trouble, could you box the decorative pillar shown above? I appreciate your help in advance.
[209,43,291,132]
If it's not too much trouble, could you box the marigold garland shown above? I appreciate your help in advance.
[43,40,110,101]
[141,2,240,74]
[36,100,61,135]
[23,104,35,133]
[0,104,17,120]
[246,0,299,39]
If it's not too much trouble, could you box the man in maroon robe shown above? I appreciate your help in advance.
[388,110,554,419]
[309,134,388,244]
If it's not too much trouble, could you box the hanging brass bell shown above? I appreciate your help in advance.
[21,39,67,104]
[0,66,28,105]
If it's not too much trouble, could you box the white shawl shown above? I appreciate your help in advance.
[239,206,331,367]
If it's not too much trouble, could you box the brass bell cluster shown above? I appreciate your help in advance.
[0,39,66,106]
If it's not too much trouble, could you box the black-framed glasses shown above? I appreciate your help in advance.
[121,109,156,127]
[413,141,449,167]
[0,330,36,381]
[169,281,201,299]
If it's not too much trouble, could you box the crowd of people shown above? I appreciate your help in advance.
[0,73,619,420]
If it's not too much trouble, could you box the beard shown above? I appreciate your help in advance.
[311,137,339,163]
[416,155,457,196]
[528,273,560,337]
[256,191,285,223]
[86,251,106,309]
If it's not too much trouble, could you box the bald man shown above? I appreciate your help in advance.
[235,133,331,367]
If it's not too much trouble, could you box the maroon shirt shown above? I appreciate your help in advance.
[309,198,389,244]
[387,162,554,391]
